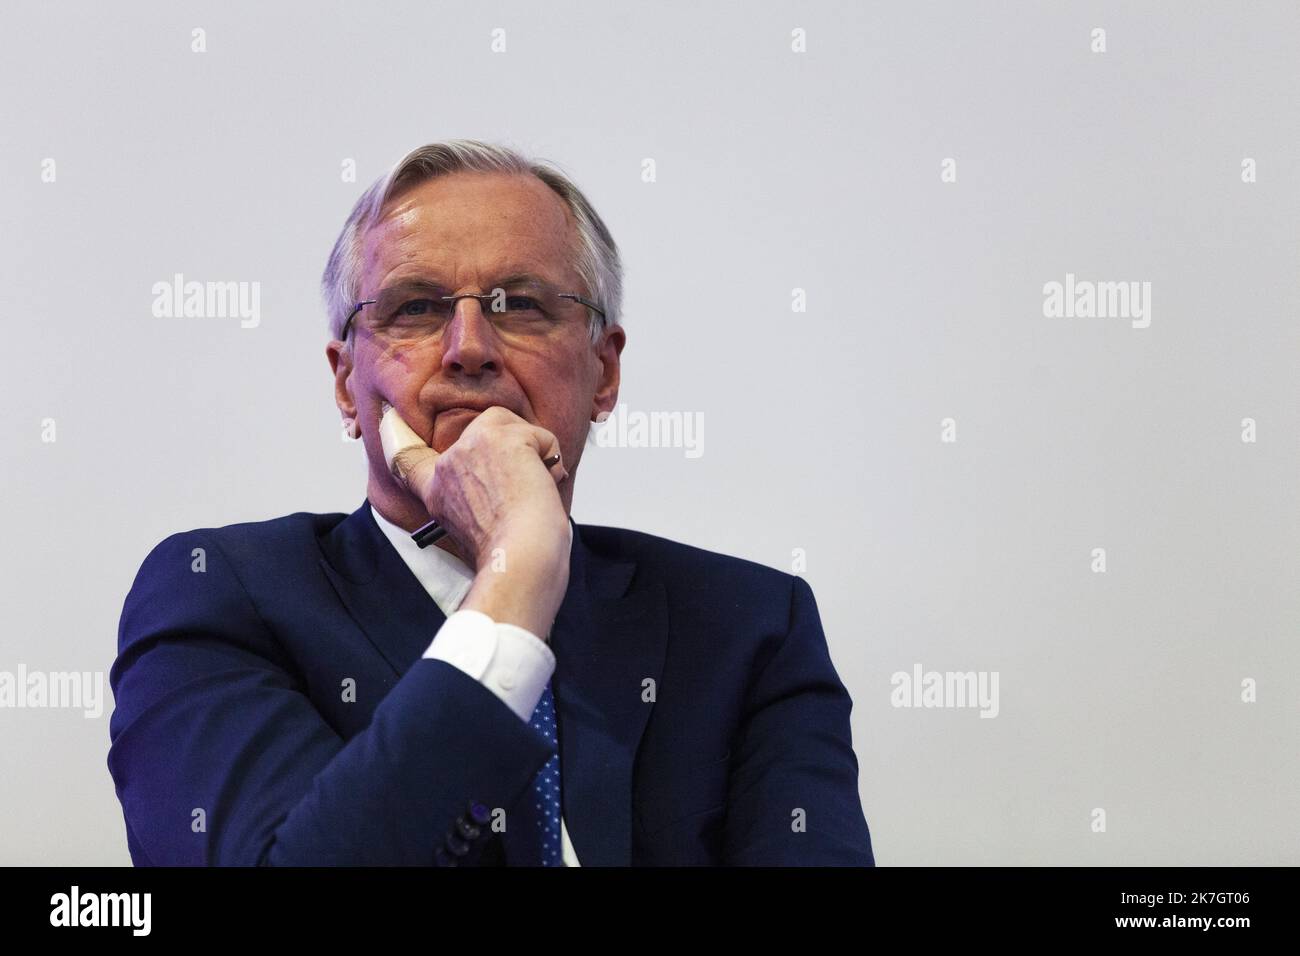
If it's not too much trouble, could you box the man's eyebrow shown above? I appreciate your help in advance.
[488,271,555,288]
[372,277,448,304]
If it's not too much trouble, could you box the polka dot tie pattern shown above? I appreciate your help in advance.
[528,681,563,866]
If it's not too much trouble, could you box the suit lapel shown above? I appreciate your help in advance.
[317,499,448,676]
[317,498,669,867]
[551,523,668,867]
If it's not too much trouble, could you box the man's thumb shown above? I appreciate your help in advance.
[378,402,438,494]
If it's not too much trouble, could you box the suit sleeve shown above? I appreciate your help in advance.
[106,530,555,866]
[722,574,876,865]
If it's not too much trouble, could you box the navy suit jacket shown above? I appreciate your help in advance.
[107,499,875,866]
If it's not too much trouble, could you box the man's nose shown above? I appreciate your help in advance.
[440,295,502,376]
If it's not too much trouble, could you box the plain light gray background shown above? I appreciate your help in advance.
[2,1,1296,865]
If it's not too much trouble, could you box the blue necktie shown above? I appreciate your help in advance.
[528,682,563,866]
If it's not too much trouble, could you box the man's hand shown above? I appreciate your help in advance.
[378,403,571,638]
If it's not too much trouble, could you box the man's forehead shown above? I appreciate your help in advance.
[359,172,579,290]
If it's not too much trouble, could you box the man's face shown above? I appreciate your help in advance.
[327,170,624,516]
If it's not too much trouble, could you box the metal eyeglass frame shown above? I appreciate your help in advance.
[340,290,606,341]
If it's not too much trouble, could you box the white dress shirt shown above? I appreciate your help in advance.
[370,506,580,867]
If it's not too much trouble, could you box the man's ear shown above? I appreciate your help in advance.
[591,325,625,420]
[326,340,356,420]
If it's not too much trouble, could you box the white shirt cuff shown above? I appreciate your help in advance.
[423,609,556,722]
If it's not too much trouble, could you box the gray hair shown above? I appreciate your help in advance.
[322,139,622,348]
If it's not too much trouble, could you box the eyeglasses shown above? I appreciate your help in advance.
[341,279,606,343]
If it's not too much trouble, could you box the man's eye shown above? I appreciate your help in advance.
[398,298,438,317]
[504,295,545,313]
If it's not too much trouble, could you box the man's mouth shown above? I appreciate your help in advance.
[436,403,519,420]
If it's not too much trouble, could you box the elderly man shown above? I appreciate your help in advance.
[108,139,875,866]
